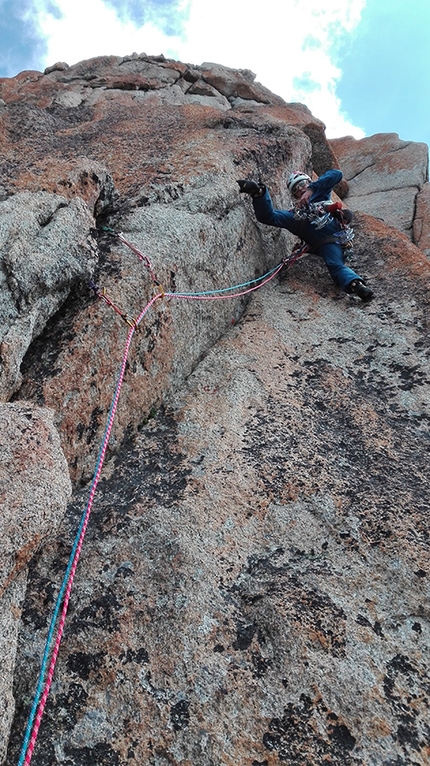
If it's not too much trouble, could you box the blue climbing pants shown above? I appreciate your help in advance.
[317,242,360,291]
[253,191,362,291]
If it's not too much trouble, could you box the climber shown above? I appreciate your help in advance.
[237,169,374,302]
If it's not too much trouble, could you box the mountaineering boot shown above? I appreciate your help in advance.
[237,179,266,197]
[348,279,374,302]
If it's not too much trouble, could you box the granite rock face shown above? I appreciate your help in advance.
[330,133,429,245]
[413,181,430,256]
[0,191,98,399]
[1,55,429,766]
[0,402,71,763]
[1,55,325,486]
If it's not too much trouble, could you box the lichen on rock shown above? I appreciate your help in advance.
[1,55,429,766]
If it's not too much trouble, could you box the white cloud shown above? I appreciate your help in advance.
[174,0,367,137]
[27,0,184,65]
[28,0,366,137]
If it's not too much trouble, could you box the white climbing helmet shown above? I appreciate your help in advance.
[287,172,311,194]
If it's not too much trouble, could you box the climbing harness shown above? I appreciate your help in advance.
[17,230,307,766]
[293,200,354,254]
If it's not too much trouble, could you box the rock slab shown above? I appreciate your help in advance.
[330,133,428,242]
[0,402,71,763]
[0,55,429,766]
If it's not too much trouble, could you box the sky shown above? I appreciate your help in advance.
[0,0,429,150]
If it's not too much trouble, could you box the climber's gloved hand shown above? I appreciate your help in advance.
[237,179,266,197]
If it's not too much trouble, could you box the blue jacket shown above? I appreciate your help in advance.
[306,169,343,203]
[253,169,344,250]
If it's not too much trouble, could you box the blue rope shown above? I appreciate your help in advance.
[17,252,289,762]
[17,352,129,766]
[168,263,282,297]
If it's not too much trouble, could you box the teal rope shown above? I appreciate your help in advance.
[171,263,281,297]
[17,351,130,766]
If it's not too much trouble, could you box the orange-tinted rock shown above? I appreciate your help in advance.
[2,56,430,766]
[413,181,430,256]
[330,133,428,240]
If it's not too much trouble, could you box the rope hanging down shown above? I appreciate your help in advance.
[17,233,308,766]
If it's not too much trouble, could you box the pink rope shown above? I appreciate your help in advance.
[166,262,284,301]
[22,293,163,765]
[116,233,158,282]
[21,258,290,762]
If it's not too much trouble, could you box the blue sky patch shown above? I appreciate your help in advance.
[335,0,430,145]
[104,0,189,36]
[0,0,47,76]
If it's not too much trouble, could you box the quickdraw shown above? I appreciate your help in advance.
[293,200,334,229]
[100,226,159,284]
[293,201,354,251]
[88,281,138,329]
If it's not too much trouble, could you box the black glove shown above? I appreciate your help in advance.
[237,179,265,197]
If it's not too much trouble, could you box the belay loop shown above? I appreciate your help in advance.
[283,240,311,267]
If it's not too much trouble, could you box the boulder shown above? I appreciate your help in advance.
[0,402,71,762]
[330,133,429,240]
[413,181,430,256]
[199,62,285,104]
